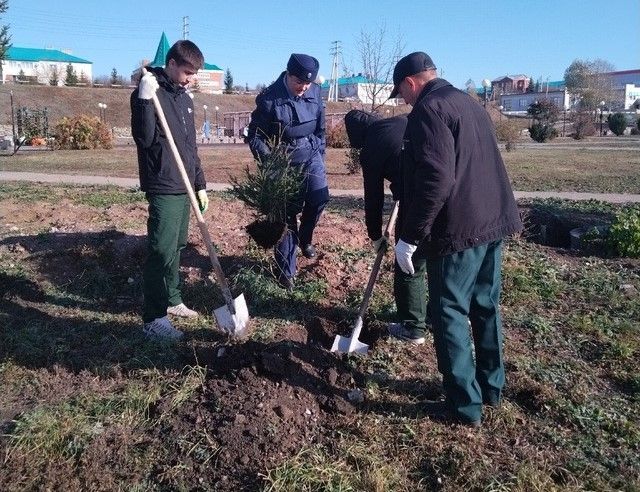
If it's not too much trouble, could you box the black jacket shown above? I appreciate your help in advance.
[345,110,406,240]
[401,78,522,257]
[131,66,206,194]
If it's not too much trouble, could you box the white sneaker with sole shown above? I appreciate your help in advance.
[388,322,426,345]
[167,303,198,318]
[143,316,184,340]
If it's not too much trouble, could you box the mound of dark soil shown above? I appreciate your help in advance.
[168,320,372,490]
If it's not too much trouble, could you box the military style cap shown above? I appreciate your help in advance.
[287,53,320,83]
[389,51,437,98]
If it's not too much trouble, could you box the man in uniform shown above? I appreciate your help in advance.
[390,51,522,426]
[247,53,329,290]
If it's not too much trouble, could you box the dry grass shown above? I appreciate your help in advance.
[2,143,640,193]
[0,84,365,131]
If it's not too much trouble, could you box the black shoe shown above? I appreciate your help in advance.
[278,276,294,292]
[301,244,316,258]
[423,400,482,428]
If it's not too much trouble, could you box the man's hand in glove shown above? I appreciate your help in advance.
[395,239,417,275]
[197,190,209,213]
[138,73,159,100]
[372,236,388,253]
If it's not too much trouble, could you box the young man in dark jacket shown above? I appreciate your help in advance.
[390,52,522,426]
[131,40,209,339]
[345,110,429,340]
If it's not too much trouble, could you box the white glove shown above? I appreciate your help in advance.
[395,239,418,275]
[197,190,209,213]
[372,236,387,253]
[138,73,159,100]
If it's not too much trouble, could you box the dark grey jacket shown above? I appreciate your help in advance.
[131,66,206,194]
[345,110,406,240]
[401,78,522,257]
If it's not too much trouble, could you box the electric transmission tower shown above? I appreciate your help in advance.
[328,40,341,102]
[182,16,189,40]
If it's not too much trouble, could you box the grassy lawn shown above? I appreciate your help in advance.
[1,142,640,193]
[1,183,638,490]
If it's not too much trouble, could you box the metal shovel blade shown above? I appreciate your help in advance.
[213,293,250,337]
[330,335,369,354]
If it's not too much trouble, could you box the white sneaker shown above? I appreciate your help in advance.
[388,322,426,345]
[167,303,198,318]
[143,316,184,340]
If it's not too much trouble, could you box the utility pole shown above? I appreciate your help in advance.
[328,40,341,102]
[182,16,189,40]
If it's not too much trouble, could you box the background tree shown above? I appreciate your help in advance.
[495,119,522,151]
[224,68,233,94]
[607,113,627,136]
[564,58,615,109]
[17,68,25,82]
[0,1,11,81]
[527,99,559,142]
[526,77,535,92]
[110,68,121,85]
[356,23,404,111]
[49,66,59,86]
[65,63,78,86]
[572,110,596,140]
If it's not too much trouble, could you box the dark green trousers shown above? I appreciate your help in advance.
[142,193,190,322]
[426,239,505,423]
[393,256,428,335]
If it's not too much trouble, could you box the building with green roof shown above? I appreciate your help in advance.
[2,46,92,85]
[133,32,224,94]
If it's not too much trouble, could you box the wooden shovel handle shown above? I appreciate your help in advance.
[141,68,236,313]
[356,201,400,322]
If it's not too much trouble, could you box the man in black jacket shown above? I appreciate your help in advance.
[345,110,429,341]
[390,52,522,426]
[131,40,209,339]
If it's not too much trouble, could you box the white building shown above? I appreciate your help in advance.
[624,83,640,110]
[500,89,570,113]
[2,46,92,85]
[320,75,399,106]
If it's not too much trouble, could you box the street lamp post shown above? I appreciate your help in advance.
[562,108,567,137]
[203,104,208,123]
[498,105,504,121]
[481,79,491,108]
[98,103,107,123]
[215,106,219,130]
[599,101,605,136]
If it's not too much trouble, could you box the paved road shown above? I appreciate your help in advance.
[2,171,640,203]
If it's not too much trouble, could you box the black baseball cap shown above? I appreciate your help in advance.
[389,52,437,98]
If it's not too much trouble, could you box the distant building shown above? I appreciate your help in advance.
[1,46,92,85]
[500,89,570,112]
[320,74,399,106]
[491,74,530,95]
[497,69,640,112]
[604,70,640,110]
[131,32,224,94]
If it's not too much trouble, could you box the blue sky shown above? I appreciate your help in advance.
[6,0,639,89]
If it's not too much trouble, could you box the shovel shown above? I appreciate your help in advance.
[331,201,399,354]
[143,68,249,336]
